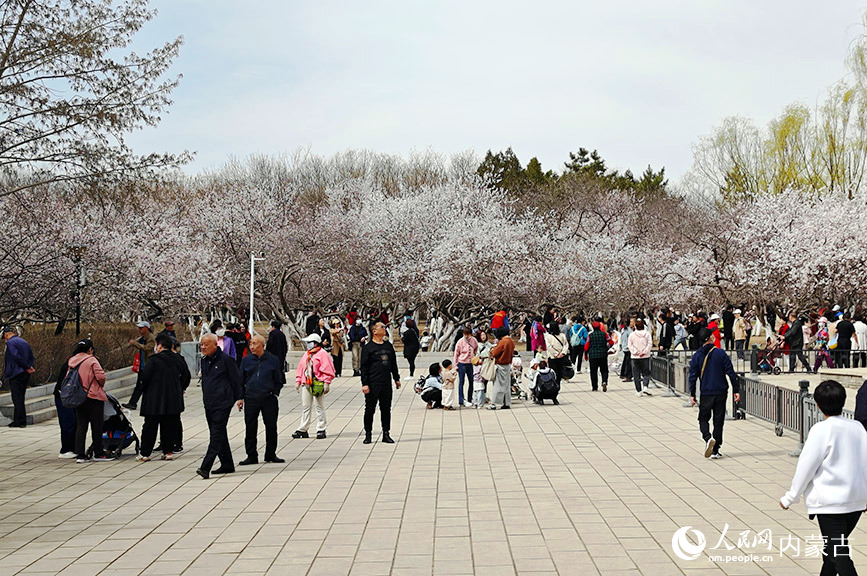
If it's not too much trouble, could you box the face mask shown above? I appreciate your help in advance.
[355,320,361,326]
[216,329,226,337]
[306,341,317,350]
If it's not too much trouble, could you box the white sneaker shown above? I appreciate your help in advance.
[710,452,722,460]
[58,451,77,459]
[136,455,151,462]
[704,438,716,458]
[635,391,643,397]
[642,387,653,396]
[75,457,90,464]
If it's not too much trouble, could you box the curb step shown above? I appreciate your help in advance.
[0,369,138,426]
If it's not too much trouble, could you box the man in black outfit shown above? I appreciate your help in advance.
[266,320,288,371]
[238,334,285,465]
[360,321,401,444]
[196,333,243,479]
[784,313,812,373]
[835,312,857,369]
[137,333,187,461]
[722,305,735,351]
[689,328,741,459]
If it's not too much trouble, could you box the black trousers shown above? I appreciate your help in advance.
[548,357,565,383]
[406,352,418,377]
[201,406,233,472]
[421,387,442,408]
[128,373,143,406]
[75,397,104,458]
[789,351,811,372]
[141,415,177,457]
[9,372,29,426]
[724,334,734,350]
[698,393,727,452]
[589,357,608,390]
[174,414,183,450]
[55,394,76,454]
[332,351,343,377]
[836,347,851,369]
[854,352,867,368]
[364,384,393,434]
[632,358,650,392]
[620,351,632,379]
[244,395,279,459]
[816,511,861,576]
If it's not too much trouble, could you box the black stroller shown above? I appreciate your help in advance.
[87,392,140,458]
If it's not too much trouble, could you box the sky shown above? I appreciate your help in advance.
[127,0,866,183]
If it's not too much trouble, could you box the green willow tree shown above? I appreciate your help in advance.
[0,0,190,197]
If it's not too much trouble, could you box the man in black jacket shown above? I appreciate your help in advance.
[689,328,741,460]
[196,333,243,479]
[360,321,401,444]
[784,313,812,373]
[266,320,288,371]
[722,305,735,351]
[137,333,187,461]
[238,335,285,465]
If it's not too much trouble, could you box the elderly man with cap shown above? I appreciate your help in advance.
[292,333,335,440]
[733,309,747,360]
[3,326,35,427]
[122,321,156,410]
[238,334,286,464]
[689,327,741,459]
[196,333,243,479]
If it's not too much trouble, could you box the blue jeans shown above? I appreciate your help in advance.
[457,363,473,405]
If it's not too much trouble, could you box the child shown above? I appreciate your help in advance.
[421,363,443,409]
[420,330,433,352]
[780,380,867,575]
[441,360,456,410]
[472,361,487,408]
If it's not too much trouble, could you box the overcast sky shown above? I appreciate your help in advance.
[128,0,866,182]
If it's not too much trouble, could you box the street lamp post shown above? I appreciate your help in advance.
[66,244,87,336]
[249,251,265,336]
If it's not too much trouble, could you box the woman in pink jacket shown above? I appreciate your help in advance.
[628,319,653,397]
[292,333,335,439]
[68,339,112,463]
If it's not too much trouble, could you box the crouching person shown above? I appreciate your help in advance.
[781,380,867,576]
[531,360,560,405]
[420,363,443,409]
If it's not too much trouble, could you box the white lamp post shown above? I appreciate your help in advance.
[249,251,265,335]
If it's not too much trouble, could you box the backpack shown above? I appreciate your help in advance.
[59,365,89,408]
[569,325,581,347]
[536,370,559,397]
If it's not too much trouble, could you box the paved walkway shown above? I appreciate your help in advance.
[0,353,858,575]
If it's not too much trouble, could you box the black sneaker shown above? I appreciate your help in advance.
[265,456,285,464]
[291,430,309,439]
[196,468,209,480]
[382,433,395,444]
[239,457,258,466]
[316,431,327,439]
[121,402,137,410]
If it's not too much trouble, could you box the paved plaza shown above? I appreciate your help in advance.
[0,352,857,575]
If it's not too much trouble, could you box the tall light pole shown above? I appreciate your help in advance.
[249,251,265,336]
[66,243,87,335]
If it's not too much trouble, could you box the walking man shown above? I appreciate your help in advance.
[619,318,634,382]
[136,333,186,462]
[2,326,34,428]
[783,313,812,373]
[689,328,741,459]
[360,321,401,444]
[239,334,285,465]
[196,334,242,479]
[584,319,611,392]
[348,318,368,377]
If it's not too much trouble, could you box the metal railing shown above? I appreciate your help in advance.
[651,354,861,457]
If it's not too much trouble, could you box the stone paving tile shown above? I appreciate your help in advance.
[0,355,862,575]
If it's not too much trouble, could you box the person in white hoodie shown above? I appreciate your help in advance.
[780,380,867,576]
[628,319,653,397]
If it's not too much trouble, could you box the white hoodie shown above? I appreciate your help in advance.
[780,416,867,514]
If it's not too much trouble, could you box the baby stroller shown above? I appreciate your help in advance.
[511,354,528,400]
[87,392,140,458]
[757,340,783,375]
